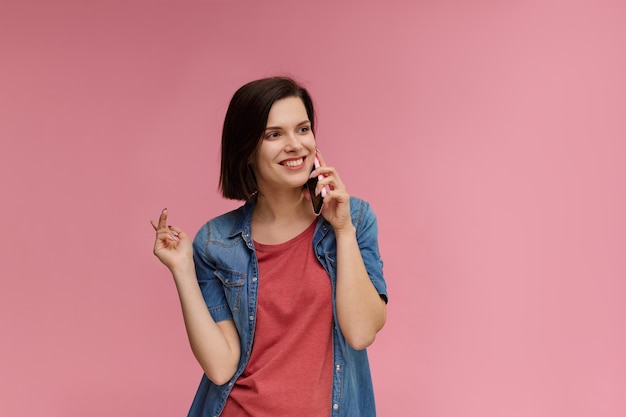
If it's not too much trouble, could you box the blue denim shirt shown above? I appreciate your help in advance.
[187,196,388,417]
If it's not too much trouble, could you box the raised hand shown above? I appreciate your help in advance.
[312,151,353,232]
[150,209,194,274]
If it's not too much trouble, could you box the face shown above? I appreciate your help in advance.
[252,96,316,194]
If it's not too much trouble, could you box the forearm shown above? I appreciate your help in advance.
[334,227,387,351]
[171,265,241,385]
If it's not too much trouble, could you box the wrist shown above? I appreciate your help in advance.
[171,260,196,280]
[334,224,356,240]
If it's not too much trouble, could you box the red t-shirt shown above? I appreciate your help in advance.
[222,221,334,417]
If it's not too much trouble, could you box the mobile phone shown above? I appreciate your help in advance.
[306,157,326,216]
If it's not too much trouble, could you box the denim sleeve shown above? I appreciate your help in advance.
[354,200,389,303]
[192,223,234,322]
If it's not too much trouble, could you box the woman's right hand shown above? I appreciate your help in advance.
[150,209,194,274]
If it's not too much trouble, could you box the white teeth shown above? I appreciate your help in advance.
[283,158,304,167]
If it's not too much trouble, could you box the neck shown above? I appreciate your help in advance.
[253,188,313,224]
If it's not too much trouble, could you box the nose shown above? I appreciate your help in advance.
[284,132,303,152]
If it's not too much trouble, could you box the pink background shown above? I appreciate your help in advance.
[1,0,625,416]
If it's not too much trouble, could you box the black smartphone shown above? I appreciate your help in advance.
[306,157,324,216]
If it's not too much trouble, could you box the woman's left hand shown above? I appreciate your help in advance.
[312,152,353,232]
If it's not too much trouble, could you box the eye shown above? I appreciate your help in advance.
[265,131,281,139]
[298,125,311,134]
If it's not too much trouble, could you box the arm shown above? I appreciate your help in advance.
[312,154,387,350]
[151,209,240,385]
[335,226,387,350]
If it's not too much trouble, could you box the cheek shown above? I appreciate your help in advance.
[253,146,277,173]
[254,143,272,163]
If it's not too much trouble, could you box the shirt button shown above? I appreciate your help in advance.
[333,404,339,410]
[336,364,341,371]
[249,315,254,321]
[252,276,257,282]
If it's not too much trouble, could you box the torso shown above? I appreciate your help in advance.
[221,220,334,417]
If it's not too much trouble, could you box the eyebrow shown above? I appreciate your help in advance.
[264,120,311,131]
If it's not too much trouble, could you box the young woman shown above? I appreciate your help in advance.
[151,77,388,417]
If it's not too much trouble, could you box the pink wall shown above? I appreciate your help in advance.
[2,0,625,416]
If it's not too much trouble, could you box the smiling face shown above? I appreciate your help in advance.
[252,96,316,195]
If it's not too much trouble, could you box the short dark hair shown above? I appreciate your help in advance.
[219,76,316,201]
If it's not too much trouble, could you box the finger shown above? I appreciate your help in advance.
[167,224,184,234]
[167,225,182,241]
[158,208,168,230]
[155,229,178,242]
[315,149,327,166]
[316,172,340,194]
[322,168,345,190]
[150,219,159,231]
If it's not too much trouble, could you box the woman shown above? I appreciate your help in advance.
[151,76,388,417]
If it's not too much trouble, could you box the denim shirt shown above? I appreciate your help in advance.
[187,196,388,417]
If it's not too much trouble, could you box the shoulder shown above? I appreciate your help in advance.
[349,196,377,227]
[207,205,245,228]
[194,203,248,245]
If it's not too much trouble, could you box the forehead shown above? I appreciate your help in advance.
[266,96,309,127]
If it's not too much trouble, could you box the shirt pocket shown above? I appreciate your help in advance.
[213,268,246,313]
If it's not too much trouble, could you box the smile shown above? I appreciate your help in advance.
[281,157,305,167]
